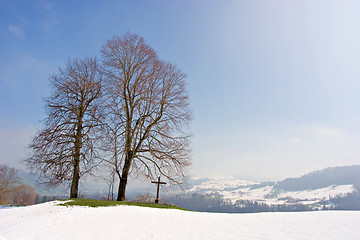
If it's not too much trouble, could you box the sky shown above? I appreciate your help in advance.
[1,0,360,181]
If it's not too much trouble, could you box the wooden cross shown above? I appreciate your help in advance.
[151,176,166,203]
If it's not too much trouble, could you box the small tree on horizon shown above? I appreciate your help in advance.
[0,165,21,204]
[0,165,37,205]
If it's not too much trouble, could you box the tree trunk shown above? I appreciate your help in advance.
[117,153,132,201]
[70,141,81,198]
[70,114,83,198]
[117,176,127,201]
[70,158,80,198]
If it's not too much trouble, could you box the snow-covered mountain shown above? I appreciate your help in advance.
[186,166,360,208]
[188,177,354,206]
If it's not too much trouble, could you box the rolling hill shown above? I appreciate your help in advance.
[172,165,360,211]
[1,200,360,240]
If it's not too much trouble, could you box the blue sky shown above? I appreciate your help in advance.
[1,0,360,181]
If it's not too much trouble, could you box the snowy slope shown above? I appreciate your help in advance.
[1,201,360,240]
[189,176,257,191]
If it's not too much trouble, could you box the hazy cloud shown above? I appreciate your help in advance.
[8,25,24,38]
[0,125,37,170]
[193,124,360,180]
[315,127,344,137]
[0,55,52,87]
[289,137,301,143]
[39,1,59,31]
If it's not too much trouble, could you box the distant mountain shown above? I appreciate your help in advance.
[274,165,360,191]
[173,165,360,212]
[187,176,257,192]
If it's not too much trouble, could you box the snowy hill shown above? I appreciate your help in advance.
[274,165,360,191]
[188,176,258,192]
[1,201,360,240]
[185,166,360,208]
[188,177,355,206]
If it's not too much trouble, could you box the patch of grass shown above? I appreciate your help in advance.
[58,198,187,210]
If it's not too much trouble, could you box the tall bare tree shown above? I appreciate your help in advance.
[26,57,103,198]
[101,33,192,201]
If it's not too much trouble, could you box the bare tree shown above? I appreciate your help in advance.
[12,184,37,206]
[101,33,192,201]
[25,57,103,198]
[0,165,36,205]
[0,165,21,204]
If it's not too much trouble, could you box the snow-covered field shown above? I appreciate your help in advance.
[1,201,360,240]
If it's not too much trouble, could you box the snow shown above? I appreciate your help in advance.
[188,177,356,206]
[218,184,355,205]
[276,185,354,204]
[188,176,257,192]
[1,201,360,240]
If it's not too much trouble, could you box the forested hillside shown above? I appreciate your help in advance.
[274,165,360,191]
